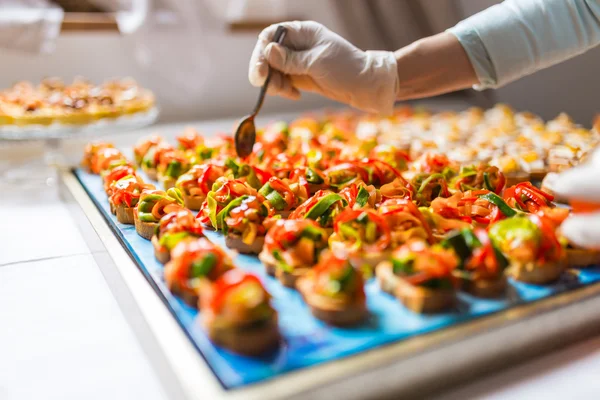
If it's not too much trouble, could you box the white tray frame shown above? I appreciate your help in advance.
[61,169,600,400]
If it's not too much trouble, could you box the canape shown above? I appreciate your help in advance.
[81,141,115,173]
[329,209,392,271]
[297,252,368,326]
[376,240,458,313]
[489,215,567,284]
[378,198,433,245]
[259,219,329,286]
[108,175,154,223]
[442,229,508,297]
[134,188,184,239]
[157,149,190,189]
[431,189,517,227]
[90,147,127,175]
[103,164,136,196]
[198,178,259,229]
[220,195,275,254]
[151,209,204,264]
[200,270,280,356]
[140,141,174,181]
[164,238,234,306]
[449,163,506,194]
[133,134,164,166]
[176,163,225,210]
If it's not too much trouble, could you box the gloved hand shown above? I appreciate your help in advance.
[552,148,600,249]
[248,21,399,115]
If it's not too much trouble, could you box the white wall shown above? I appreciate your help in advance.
[2,0,599,126]
[0,0,345,123]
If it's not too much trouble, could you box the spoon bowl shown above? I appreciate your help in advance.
[234,25,287,158]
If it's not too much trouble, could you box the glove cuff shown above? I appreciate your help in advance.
[350,50,399,116]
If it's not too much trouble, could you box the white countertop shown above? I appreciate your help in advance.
[3,107,600,400]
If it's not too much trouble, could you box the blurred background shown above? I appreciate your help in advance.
[2,0,600,125]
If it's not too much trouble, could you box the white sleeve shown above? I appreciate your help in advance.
[447,0,600,90]
[0,1,63,54]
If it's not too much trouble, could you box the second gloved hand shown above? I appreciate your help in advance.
[248,21,399,115]
[552,148,600,249]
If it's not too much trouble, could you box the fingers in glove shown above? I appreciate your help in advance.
[561,213,600,250]
[264,43,312,75]
[266,70,301,100]
[552,166,600,203]
[249,21,313,87]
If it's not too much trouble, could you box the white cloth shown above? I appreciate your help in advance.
[553,148,600,249]
[0,0,63,54]
[448,0,600,90]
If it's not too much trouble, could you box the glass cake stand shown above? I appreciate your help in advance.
[0,108,159,188]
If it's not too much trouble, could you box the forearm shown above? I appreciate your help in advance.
[394,32,478,101]
[448,0,600,89]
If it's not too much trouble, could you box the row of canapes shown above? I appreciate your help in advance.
[83,136,592,354]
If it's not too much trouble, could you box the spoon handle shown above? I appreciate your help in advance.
[252,25,288,116]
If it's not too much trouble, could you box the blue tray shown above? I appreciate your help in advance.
[74,169,600,389]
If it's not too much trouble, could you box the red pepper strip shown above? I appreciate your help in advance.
[495,171,506,194]
[518,182,554,201]
[198,165,214,194]
[210,270,263,312]
[267,177,296,208]
[473,215,491,225]
[253,166,273,185]
[518,185,547,208]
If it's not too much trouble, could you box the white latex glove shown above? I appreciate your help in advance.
[553,148,600,249]
[248,21,399,115]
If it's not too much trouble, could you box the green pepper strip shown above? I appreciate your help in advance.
[225,157,240,175]
[259,183,287,211]
[478,193,517,217]
[483,172,494,191]
[306,167,324,184]
[355,186,370,208]
[418,173,444,194]
[165,161,182,178]
[217,196,247,234]
[159,231,190,250]
[191,253,217,277]
[304,193,346,220]
[301,225,323,241]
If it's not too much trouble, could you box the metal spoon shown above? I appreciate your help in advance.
[235,25,288,158]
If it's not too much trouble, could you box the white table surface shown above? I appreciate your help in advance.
[3,106,600,400]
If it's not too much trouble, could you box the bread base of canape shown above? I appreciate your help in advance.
[567,248,600,268]
[151,235,170,264]
[134,212,158,240]
[297,278,368,326]
[182,193,205,211]
[506,257,567,284]
[166,280,198,307]
[505,172,530,187]
[276,267,312,289]
[258,251,277,276]
[395,278,455,314]
[109,201,116,215]
[115,204,135,224]
[375,261,400,296]
[456,274,507,298]
[205,315,280,356]
[225,234,265,255]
